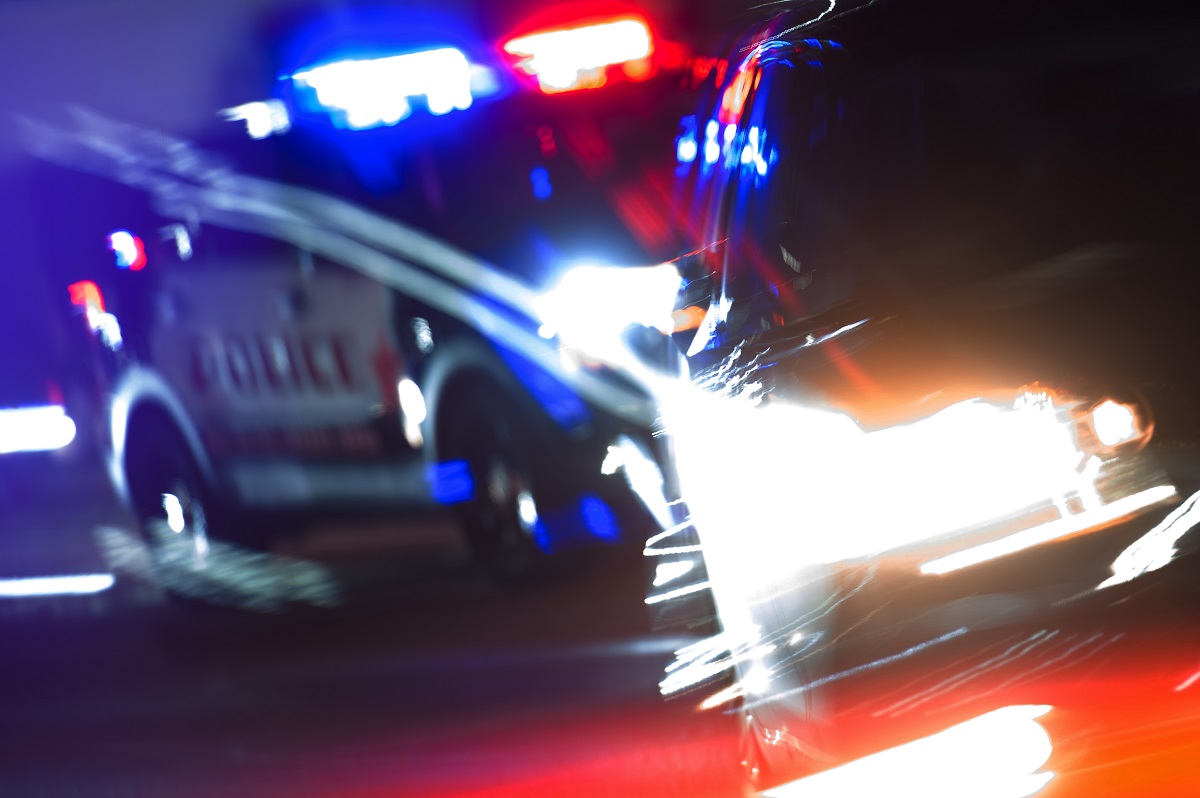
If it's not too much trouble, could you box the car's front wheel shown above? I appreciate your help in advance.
[441,395,547,584]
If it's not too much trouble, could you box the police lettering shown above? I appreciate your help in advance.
[190,332,356,395]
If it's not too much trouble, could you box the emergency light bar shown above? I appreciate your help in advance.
[504,17,653,93]
[292,47,483,130]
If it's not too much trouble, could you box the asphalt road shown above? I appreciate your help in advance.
[0,495,745,798]
[2,456,1200,798]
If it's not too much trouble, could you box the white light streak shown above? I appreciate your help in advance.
[660,633,773,697]
[644,519,700,553]
[1176,667,1200,692]
[86,309,123,350]
[763,705,1054,798]
[645,580,711,605]
[875,631,1057,718]
[653,560,696,587]
[1100,488,1200,590]
[943,633,1122,711]
[0,405,77,454]
[923,484,1177,575]
[219,100,291,139]
[607,435,676,532]
[0,574,115,597]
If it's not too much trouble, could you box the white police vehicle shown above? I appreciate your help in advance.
[17,7,690,582]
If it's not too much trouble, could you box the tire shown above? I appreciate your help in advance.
[124,419,247,605]
[441,396,546,584]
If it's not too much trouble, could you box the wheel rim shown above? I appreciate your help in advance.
[452,412,542,579]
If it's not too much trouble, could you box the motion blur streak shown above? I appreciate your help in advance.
[941,633,1122,712]
[644,581,711,605]
[1100,488,1200,590]
[1176,668,1200,692]
[0,405,77,453]
[762,705,1054,798]
[922,484,1178,576]
[660,635,774,697]
[97,523,340,613]
[643,527,701,556]
[767,0,839,43]
[653,560,696,586]
[0,574,115,598]
[742,627,969,711]
[875,631,1059,718]
[504,19,652,93]
[219,100,291,140]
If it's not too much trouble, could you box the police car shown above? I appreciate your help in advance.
[14,5,692,583]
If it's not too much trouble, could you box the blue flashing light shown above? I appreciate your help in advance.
[426,459,474,504]
[676,135,698,164]
[676,115,698,165]
[804,38,823,49]
[704,139,720,165]
[533,518,552,553]
[580,494,620,542]
[828,40,843,48]
[292,47,483,130]
[529,495,620,553]
[531,166,553,201]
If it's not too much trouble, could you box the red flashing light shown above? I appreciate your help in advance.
[108,230,147,271]
[68,280,105,313]
[503,16,654,94]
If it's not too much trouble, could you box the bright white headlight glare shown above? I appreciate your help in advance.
[0,405,76,454]
[535,263,681,365]
[1092,400,1138,447]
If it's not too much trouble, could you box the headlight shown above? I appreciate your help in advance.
[1090,399,1140,447]
[535,262,681,369]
